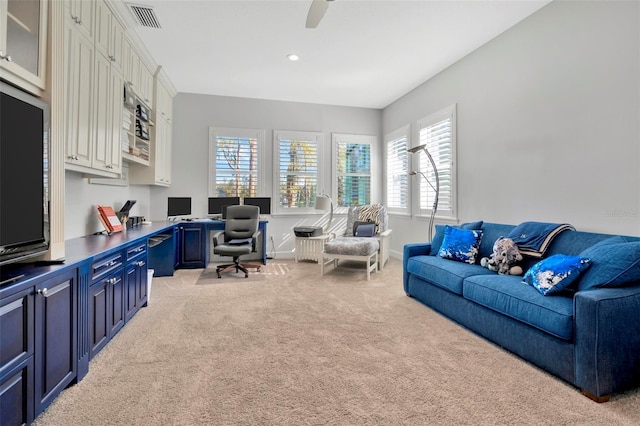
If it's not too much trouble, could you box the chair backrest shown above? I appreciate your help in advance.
[224,205,259,241]
[345,204,388,236]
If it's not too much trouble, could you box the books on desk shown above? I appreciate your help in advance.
[97,205,124,234]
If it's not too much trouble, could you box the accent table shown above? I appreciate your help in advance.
[294,234,333,262]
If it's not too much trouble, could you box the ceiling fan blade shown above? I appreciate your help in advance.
[305,0,330,29]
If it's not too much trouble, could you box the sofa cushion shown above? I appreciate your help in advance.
[577,237,640,291]
[406,255,494,295]
[437,226,483,264]
[523,254,591,296]
[463,275,574,340]
[324,237,379,256]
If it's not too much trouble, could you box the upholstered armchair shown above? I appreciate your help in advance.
[321,204,392,280]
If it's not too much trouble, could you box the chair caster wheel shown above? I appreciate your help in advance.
[257,267,261,272]
[244,274,248,278]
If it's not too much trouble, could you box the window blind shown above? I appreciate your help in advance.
[386,135,408,210]
[277,138,318,209]
[417,106,455,217]
[215,136,258,197]
[335,139,371,207]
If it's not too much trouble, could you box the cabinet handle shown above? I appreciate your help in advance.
[37,288,48,295]
[137,261,145,267]
[106,165,113,169]
[0,51,12,62]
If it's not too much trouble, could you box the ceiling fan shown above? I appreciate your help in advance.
[305,0,335,29]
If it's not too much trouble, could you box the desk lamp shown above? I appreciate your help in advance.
[408,144,440,241]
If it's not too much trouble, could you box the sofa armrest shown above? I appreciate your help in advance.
[403,243,432,295]
[574,286,640,398]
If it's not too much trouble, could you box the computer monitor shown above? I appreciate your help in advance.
[208,197,240,215]
[167,197,192,217]
[243,197,271,215]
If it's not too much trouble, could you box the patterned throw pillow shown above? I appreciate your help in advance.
[358,204,383,233]
[523,254,591,296]
[430,221,484,256]
[437,225,483,264]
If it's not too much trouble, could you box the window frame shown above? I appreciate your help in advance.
[332,133,374,209]
[208,126,266,198]
[384,125,410,216]
[273,129,324,215]
[412,104,457,221]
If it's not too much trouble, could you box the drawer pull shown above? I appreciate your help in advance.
[37,288,48,295]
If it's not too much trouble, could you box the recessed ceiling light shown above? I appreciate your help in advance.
[287,54,299,61]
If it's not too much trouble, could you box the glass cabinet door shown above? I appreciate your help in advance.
[1,0,48,93]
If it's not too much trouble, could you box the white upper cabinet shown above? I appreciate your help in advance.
[0,0,48,95]
[65,0,93,40]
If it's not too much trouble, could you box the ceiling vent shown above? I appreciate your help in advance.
[127,3,161,29]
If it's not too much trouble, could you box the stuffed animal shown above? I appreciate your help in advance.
[480,237,523,276]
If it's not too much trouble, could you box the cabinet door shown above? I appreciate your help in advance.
[34,269,77,416]
[179,225,206,268]
[0,357,34,426]
[89,280,109,359]
[109,269,125,337]
[64,18,93,169]
[0,286,35,426]
[91,52,111,172]
[124,263,139,322]
[93,0,111,59]
[66,0,93,41]
[0,0,48,94]
[108,63,124,174]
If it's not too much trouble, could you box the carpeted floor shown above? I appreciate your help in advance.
[33,258,640,425]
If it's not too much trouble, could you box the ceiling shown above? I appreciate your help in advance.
[125,0,551,109]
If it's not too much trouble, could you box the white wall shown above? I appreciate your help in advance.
[383,0,640,257]
[64,171,151,239]
[149,94,382,258]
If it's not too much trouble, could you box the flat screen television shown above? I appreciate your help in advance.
[167,197,192,217]
[0,82,50,267]
[208,197,240,216]
[243,197,271,215]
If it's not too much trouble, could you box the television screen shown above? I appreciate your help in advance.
[167,197,192,217]
[208,197,240,215]
[0,82,50,266]
[243,197,271,215]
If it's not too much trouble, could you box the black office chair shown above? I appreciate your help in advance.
[212,205,261,278]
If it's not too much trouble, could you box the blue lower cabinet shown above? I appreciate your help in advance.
[178,224,206,268]
[34,268,78,417]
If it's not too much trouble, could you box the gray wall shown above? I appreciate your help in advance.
[383,0,640,257]
[65,0,639,261]
[149,94,382,257]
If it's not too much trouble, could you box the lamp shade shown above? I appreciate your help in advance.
[314,195,331,211]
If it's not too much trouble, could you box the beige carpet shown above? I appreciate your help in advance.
[33,258,640,425]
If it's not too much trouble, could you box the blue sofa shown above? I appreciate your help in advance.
[403,222,640,402]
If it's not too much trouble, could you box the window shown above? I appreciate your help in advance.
[385,126,409,214]
[209,127,264,197]
[414,105,456,219]
[274,130,322,212]
[333,134,372,207]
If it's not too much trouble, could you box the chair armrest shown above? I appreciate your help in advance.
[212,230,224,247]
[251,231,260,252]
[574,286,640,397]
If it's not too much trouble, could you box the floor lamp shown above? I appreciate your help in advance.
[408,144,440,241]
[314,194,334,233]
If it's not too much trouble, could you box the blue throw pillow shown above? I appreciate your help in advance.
[430,220,483,256]
[437,225,483,264]
[523,254,591,296]
[576,237,640,291]
[355,223,375,237]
